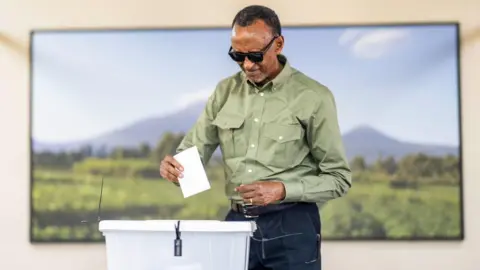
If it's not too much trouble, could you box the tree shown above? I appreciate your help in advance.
[138,143,151,158]
[350,156,366,171]
[151,132,185,163]
[110,147,125,159]
[373,156,397,175]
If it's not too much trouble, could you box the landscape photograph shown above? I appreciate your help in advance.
[30,24,463,242]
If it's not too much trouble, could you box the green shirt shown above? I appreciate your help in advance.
[176,55,352,205]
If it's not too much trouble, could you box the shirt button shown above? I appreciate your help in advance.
[259,92,264,96]
[278,136,283,140]
[251,144,255,148]
[254,118,259,122]
[248,169,253,173]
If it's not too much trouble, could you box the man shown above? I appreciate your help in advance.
[159,5,352,270]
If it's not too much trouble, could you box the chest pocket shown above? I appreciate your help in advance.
[260,122,305,168]
[212,112,245,158]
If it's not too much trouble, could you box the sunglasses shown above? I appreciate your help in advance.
[228,36,278,63]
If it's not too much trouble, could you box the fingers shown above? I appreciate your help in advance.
[244,197,255,205]
[236,182,272,206]
[236,184,259,205]
[160,155,184,183]
[160,166,179,183]
[165,162,183,179]
[235,183,257,193]
[240,190,256,200]
[243,195,266,206]
[164,155,184,172]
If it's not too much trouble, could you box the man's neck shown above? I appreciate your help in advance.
[268,59,284,81]
[257,59,283,87]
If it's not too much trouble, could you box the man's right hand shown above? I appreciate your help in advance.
[159,155,184,183]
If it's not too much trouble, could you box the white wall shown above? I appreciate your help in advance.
[0,0,479,269]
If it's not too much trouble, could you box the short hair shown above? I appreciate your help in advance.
[231,5,282,36]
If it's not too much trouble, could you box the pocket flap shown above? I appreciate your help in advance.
[264,123,303,143]
[212,113,245,130]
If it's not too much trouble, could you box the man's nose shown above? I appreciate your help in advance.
[242,58,256,70]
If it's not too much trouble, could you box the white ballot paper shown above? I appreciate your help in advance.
[174,146,211,198]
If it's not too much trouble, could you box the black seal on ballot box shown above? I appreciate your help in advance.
[174,220,182,257]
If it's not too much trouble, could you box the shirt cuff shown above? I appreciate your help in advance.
[282,181,304,202]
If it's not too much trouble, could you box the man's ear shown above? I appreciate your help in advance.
[275,35,284,53]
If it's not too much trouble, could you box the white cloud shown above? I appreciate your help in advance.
[338,29,364,47]
[339,28,410,59]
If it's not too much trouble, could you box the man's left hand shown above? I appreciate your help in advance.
[235,181,286,206]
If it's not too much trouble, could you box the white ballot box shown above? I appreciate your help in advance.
[99,220,257,270]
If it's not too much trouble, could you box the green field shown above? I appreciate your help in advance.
[32,166,230,241]
[31,164,462,242]
[31,133,463,242]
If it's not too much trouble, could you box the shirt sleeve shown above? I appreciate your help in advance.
[282,89,352,203]
[175,87,220,166]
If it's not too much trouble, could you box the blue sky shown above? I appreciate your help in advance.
[31,24,460,146]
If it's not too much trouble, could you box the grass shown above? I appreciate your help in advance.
[320,182,461,239]
[31,168,462,242]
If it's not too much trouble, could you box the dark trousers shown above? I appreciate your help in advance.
[225,203,321,270]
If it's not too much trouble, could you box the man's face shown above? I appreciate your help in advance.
[230,20,284,84]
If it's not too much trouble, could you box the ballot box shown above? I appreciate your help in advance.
[99,220,257,270]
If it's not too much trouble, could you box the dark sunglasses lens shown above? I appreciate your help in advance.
[247,53,263,63]
[229,52,246,62]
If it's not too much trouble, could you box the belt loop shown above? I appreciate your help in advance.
[230,200,239,212]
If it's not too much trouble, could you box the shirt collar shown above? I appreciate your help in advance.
[243,54,293,91]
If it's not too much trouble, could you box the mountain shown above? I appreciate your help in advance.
[342,125,458,162]
[32,101,207,152]
[32,102,459,162]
